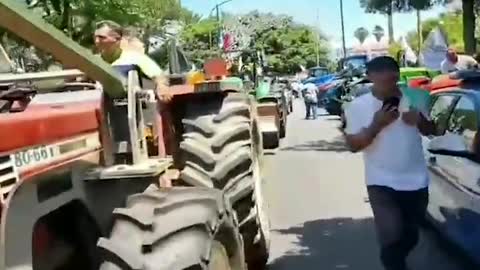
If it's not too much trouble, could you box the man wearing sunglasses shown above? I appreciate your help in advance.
[93,20,171,102]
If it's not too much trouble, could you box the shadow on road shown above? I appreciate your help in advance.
[269,217,380,270]
[280,136,349,152]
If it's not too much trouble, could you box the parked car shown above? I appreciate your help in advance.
[339,78,372,129]
[422,70,480,265]
[322,78,347,115]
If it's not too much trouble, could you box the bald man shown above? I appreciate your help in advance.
[441,48,478,74]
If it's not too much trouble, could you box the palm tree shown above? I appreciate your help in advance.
[372,25,385,42]
[386,1,394,44]
[354,27,369,44]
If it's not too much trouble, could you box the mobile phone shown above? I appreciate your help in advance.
[382,96,400,109]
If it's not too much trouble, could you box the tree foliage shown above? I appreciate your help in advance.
[260,25,330,74]
[372,25,385,41]
[359,0,447,13]
[179,11,330,74]
[354,27,370,44]
[360,0,477,54]
[1,0,199,70]
[178,19,222,68]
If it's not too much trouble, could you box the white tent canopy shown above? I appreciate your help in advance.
[419,27,449,71]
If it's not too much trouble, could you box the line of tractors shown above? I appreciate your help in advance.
[0,1,292,270]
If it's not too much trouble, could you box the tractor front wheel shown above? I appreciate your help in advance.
[97,187,245,270]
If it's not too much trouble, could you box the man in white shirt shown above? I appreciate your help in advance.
[440,48,478,74]
[302,83,318,119]
[344,56,436,270]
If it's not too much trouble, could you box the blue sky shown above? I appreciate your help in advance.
[182,0,448,48]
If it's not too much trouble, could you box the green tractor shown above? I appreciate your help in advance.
[255,76,289,149]
[239,53,288,150]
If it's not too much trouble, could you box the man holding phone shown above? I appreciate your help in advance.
[344,56,435,270]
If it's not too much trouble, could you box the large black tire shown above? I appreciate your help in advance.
[97,187,245,270]
[340,111,346,130]
[179,92,270,269]
[279,119,286,139]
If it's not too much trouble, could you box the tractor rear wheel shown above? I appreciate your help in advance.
[279,117,286,139]
[179,92,270,269]
[97,187,245,270]
[340,111,347,130]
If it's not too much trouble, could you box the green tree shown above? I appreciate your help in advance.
[178,18,222,67]
[259,26,330,73]
[372,25,385,42]
[360,0,445,44]
[354,27,370,44]
[361,0,476,54]
[190,11,331,74]
[1,0,199,70]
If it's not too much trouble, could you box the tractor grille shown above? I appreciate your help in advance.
[0,155,18,203]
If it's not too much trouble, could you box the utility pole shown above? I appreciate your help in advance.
[340,0,347,58]
[316,8,320,66]
[416,9,422,52]
[216,5,221,47]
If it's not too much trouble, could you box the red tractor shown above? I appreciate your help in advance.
[0,1,270,270]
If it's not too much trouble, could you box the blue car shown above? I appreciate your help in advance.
[302,66,336,86]
[423,70,480,264]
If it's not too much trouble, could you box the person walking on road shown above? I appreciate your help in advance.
[343,56,436,270]
[302,83,318,119]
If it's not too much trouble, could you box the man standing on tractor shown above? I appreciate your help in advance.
[93,20,171,102]
[440,48,478,74]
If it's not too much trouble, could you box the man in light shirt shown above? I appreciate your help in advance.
[440,48,478,74]
[93,20,171,102]
[344,56,436,270]
[302,83,318,120]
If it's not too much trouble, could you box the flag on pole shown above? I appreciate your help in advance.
[223,32,234,52]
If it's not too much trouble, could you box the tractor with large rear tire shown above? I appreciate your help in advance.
[0,1,270,270]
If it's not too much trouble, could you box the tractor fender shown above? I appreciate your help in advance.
[0,152,160,270]
[256,102,280,119]
[256,96,279,104]
[257,116,279,134]
[0,156,98,270]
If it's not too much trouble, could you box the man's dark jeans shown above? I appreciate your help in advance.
[367,185,429,270]
[305,101,317,119]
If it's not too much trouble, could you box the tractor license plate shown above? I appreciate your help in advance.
[12,146,56,169]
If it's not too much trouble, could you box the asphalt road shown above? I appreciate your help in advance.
[263,100,475,270]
